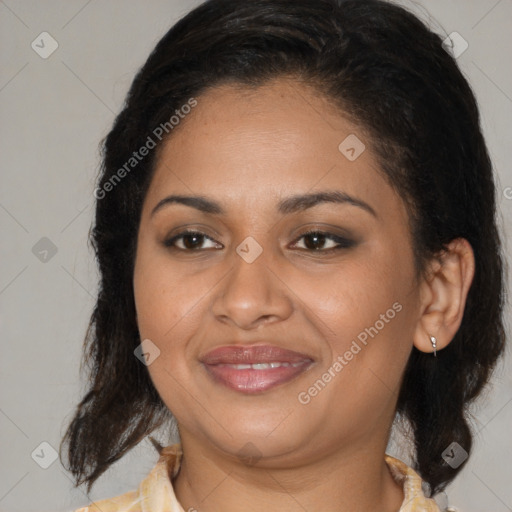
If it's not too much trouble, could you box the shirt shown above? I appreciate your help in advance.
[74,443,440,512]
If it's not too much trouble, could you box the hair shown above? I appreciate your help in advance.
[60,0,507,496]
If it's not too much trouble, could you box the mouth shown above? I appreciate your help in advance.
[200,345,315,394]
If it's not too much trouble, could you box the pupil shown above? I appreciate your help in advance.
[305,232,325,250]
[184,233,202,249]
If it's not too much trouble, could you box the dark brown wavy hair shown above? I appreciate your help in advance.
[60,0,507,496]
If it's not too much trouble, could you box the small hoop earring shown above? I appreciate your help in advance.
[430,335,437,357]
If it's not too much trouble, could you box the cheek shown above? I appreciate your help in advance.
[132,241,227,400]
[133,243,206,341]
[133,248,204,414]
[297,282,413,438]
[307,246,416,393]
[312,252,407,339]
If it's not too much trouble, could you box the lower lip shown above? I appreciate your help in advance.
[203,362,313,393]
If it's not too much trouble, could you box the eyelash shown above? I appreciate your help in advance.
[163,229,355,254]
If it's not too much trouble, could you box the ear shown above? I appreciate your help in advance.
[413,238,475,354]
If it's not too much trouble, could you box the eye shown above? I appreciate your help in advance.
[163,229,355,253]
[163,230,222,251]
[290,230,355,252]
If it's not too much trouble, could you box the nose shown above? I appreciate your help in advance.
[210,242,294,330]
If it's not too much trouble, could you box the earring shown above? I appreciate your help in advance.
[430,335,437,357]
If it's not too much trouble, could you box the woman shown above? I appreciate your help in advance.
[61,0,507,510]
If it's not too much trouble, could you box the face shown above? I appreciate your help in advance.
[133,78,421,467]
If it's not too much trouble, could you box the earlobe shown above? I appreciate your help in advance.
[413,238,475,355]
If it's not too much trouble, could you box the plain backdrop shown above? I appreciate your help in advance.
[0,1,511,511]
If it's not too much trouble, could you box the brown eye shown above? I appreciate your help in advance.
[292,230,355,252]
[164,231,222,251]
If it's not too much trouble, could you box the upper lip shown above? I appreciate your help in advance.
[200,344,314,365]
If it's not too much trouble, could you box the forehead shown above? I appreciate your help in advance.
[145,78,401,222]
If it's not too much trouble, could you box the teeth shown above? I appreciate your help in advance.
[223,362,306,370]
[252,363,271,370]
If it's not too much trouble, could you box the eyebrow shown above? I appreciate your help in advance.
[150,190,377,218]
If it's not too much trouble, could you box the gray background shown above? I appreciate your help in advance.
[0,1,511,511]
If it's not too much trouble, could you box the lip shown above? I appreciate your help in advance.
[200,345,314,394]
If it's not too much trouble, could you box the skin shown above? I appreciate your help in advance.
[133,77,475,512]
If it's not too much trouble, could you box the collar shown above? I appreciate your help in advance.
[80,444,440,511]
[384,454,440,511]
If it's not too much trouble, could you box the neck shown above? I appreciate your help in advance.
[173,433,404,512]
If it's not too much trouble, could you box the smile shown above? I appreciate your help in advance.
[218,361,306,370]
[200,345,314,393]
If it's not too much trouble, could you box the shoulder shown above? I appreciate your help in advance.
[72,444,183,512]
[73,490,141,512]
